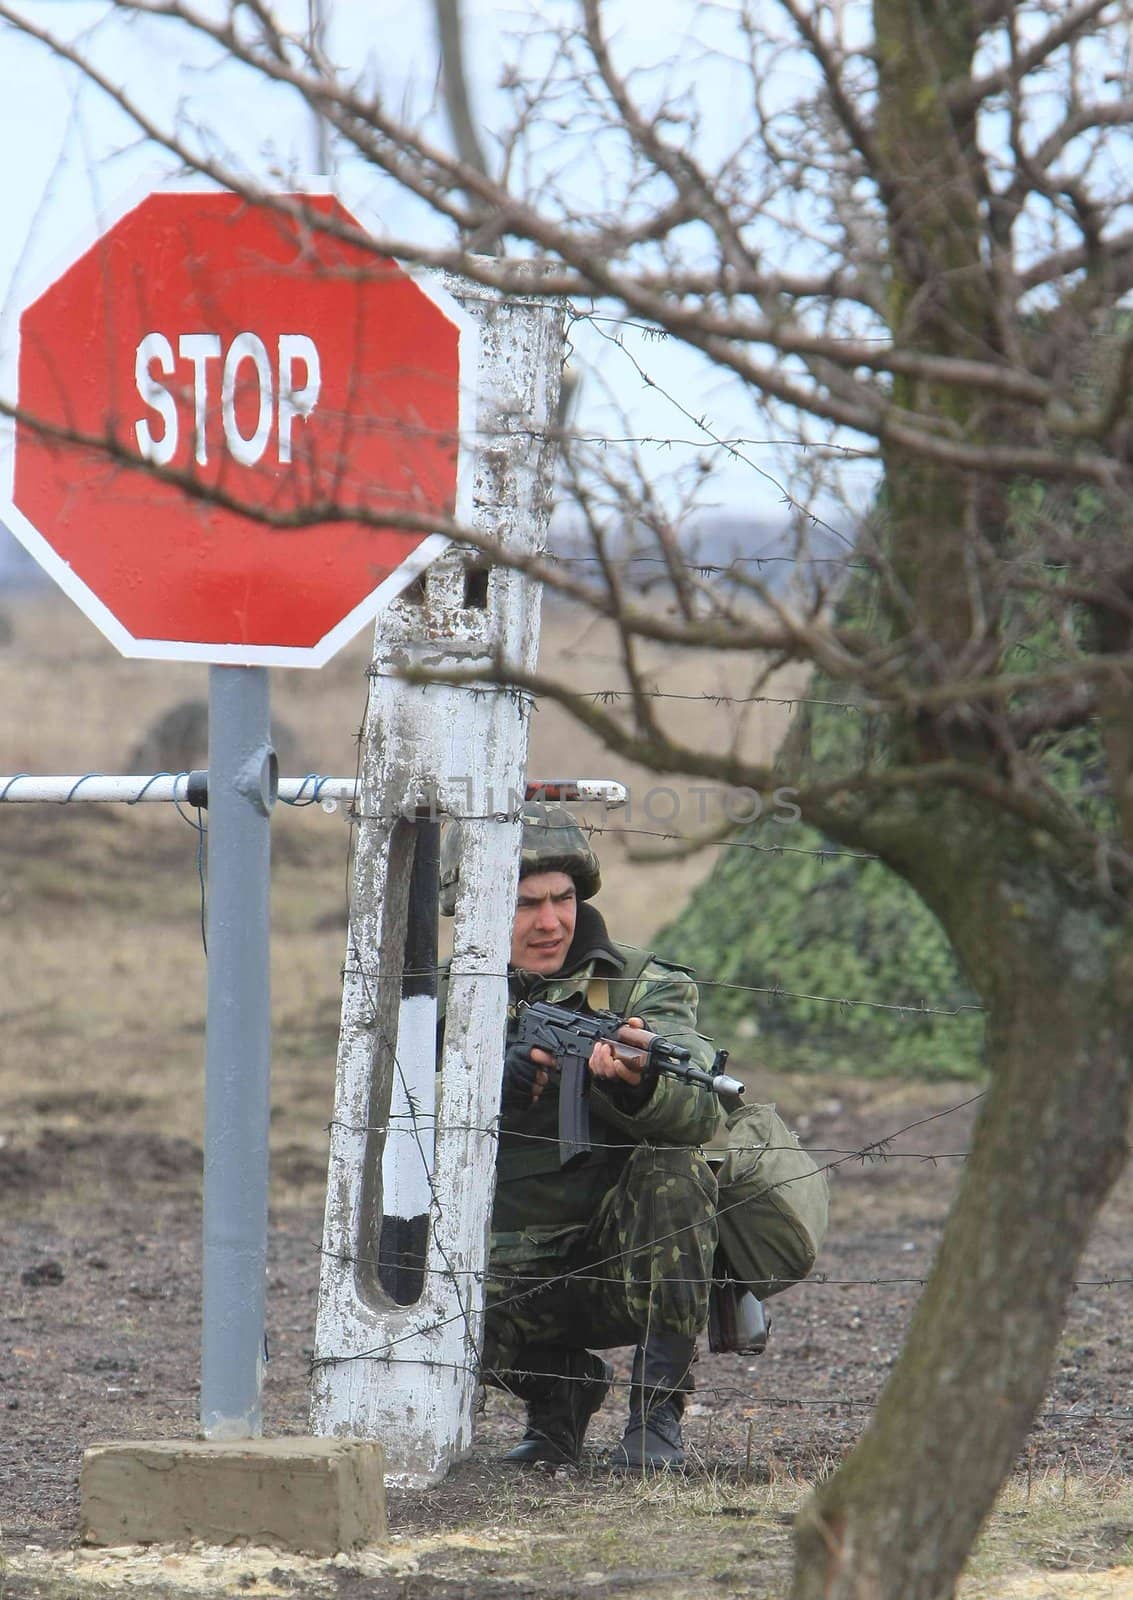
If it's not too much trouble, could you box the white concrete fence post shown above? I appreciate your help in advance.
[308,283,564,1483]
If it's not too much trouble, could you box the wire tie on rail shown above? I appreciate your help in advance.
[65,773,101,801]
[128,770,179,804]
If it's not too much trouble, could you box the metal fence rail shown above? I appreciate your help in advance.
[0,774,628,807]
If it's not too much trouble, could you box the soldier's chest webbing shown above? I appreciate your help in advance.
[492,958,652,1232]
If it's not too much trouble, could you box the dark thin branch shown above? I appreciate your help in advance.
[956,0,1115,110]
[432,0,494,182]
[400,656,1133,876]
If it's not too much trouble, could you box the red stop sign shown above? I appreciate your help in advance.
[3,189,475,665]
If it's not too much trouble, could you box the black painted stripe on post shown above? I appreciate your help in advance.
[378,818,439,1307]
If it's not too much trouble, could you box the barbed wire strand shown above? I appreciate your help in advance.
[12,285,1120,1461]
[310,1093,991,1377]
[337,959,983,1018]
[329,1117,975,1162]
[567,307,860,557]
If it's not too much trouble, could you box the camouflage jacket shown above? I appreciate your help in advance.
[439,901,720,1249]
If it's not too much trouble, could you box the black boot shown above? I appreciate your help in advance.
[608,1333,697,1472]
[500,1347,613,1467]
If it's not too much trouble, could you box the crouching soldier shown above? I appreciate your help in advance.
[438,803,723,1470]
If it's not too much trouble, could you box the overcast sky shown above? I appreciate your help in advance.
[0,2,868,580]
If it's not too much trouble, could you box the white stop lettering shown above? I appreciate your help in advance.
[134,332,322,467]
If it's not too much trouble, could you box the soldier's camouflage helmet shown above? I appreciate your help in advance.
[439,802,601,916]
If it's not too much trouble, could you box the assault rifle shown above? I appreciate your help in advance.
[512,999,745,1169]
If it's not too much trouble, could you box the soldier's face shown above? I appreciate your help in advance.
[510,870,578,974]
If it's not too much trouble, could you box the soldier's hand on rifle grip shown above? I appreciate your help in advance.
[501,1041,556,1108]
[589,1017,656,1108]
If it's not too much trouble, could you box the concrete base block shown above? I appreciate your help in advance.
[80,1437,386,1555]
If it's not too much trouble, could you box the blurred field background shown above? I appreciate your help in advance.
[0,586,802,1188]
[6,589,1132,1600]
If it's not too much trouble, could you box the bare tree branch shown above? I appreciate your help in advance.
[957,0,1117,108]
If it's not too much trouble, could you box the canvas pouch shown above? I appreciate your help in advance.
[710,1100,829,1300]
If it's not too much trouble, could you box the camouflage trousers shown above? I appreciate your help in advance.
[481,1144,718,1384]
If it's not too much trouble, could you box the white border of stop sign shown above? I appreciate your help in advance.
[0,178,480,668]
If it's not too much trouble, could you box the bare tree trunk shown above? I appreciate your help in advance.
[432,0,493,181]
[790,818,1133,1599]
[785,4,1133,1589]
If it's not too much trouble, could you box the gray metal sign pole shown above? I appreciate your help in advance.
[201,664,278,1438]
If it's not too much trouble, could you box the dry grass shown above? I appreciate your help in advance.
[4,1470,1132,1599]
[4,592,1132,1598]
[965,1471,1133,1597]
[0,586,801,1187]
[2,588,806,939]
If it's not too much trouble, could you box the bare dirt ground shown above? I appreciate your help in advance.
[2,592,1132,1598]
